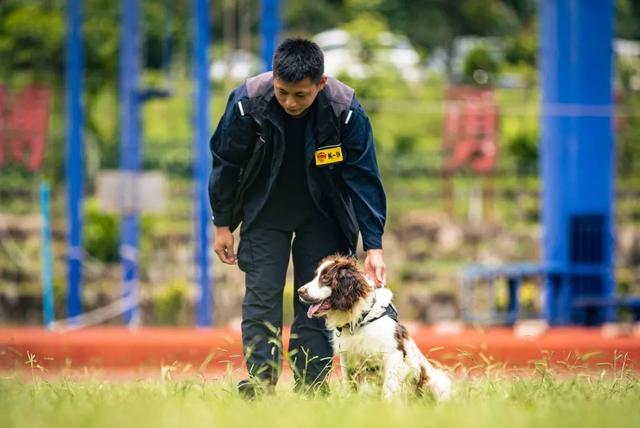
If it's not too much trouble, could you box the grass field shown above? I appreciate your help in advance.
[2,370,639,428]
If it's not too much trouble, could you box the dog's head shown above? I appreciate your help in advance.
[298,255,372,318]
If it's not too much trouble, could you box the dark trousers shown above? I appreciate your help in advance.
[237,209,349,387]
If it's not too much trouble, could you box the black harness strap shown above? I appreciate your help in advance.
[336,298,399,336]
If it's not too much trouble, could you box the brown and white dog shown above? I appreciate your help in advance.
[298,255,452,401]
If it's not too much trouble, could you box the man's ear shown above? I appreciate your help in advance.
[317,75,328,91]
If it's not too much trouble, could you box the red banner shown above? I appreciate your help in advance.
[0,85,51,171]
[442,86,498,174]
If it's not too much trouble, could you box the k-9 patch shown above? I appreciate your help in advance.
[315,146,344,166]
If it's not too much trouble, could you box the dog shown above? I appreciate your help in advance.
[298,255,452,401]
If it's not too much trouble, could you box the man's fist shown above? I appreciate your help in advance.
[213,227,236,265]
[364,248,386,287]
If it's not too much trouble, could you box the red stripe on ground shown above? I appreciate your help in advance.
[1,327,639,373]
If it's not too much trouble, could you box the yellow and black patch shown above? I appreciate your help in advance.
[315,146,344,166]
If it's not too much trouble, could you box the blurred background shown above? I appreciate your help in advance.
[0,0,638,329]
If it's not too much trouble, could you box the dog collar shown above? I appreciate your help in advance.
[335,296,398,336]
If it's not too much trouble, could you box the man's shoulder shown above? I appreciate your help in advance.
[245,71,274,98]
[323,76,355,109]
[225,72,273,101]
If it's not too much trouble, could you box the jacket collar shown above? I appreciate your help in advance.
[250,87,338,144]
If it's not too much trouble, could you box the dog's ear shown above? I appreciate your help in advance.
[330,264,369,311]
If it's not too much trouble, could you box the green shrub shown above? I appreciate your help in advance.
[507,130,538,175]
[463,46,500,86]
[153,278,190,325]
[84,199,119,263]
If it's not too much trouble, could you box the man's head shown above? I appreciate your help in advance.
[272,38,328,117]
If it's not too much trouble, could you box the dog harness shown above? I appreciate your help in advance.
[335,296,399,336]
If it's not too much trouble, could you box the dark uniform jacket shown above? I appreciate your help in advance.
[208,72,386,251]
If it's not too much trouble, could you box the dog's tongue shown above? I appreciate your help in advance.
[307,302,324,319]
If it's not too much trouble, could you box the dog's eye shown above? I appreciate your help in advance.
[320,274,330,284]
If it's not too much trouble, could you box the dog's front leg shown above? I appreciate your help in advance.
[339,354,361,392]
[339,353,349,385]
[382,351,405,400]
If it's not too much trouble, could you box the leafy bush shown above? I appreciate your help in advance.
[617,59,640,178]
[84,200,120,263]
[463,45,500,86]
[153,278,190,325]
[504,30,537,67]
[142,141,193,177]
[507,130,538,175]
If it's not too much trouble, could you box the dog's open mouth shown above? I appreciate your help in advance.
[307,300,332,318]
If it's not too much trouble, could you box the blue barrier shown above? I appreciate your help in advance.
[461,263,640,326]
[461,263,544,325]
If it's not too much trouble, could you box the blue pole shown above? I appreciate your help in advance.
[40,183,54,329]
[540,0,616,325]
[65,0,84,319]
[193,0,212,326]
[120,0,141,326]
[260,0,281,71]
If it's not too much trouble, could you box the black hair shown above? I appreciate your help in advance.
[272,38,324,83]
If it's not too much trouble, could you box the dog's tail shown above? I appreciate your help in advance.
[417,351,452,401]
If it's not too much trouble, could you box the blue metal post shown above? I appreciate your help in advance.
[65,0,84,319]
[260,0,281,71]
[120,0,142,326]
[193,0,212,326]
[40,183,54,329]
[540,0,616,325]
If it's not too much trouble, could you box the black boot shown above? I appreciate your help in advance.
[237,379,257,400]
[237,378,276,400]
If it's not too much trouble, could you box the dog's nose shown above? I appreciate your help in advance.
[298,287,309,299]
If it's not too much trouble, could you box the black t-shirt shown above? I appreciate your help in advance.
[256,106,316,227]
[279,111,309,187]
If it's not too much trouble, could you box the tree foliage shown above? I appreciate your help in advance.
[0,1,65,81]
[616,0,640,40]
[0,0,639,179]
[378,0,520,54]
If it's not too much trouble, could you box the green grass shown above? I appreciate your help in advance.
[1,371,639,428]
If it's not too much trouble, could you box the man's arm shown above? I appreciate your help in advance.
[209,87,254,264]
[340,97,387,284]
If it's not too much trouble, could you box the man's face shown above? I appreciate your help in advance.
[273,76,327,117]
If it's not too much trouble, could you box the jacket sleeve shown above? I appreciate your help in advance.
[208,87,256,227]
[340,97,387,251]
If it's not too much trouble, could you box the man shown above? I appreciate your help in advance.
[209,38,386,396]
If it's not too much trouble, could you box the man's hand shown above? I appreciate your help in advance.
[214,227,236,265]
[363,249,385,287]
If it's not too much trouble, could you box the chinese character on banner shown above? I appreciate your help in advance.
[0,85,51,171]
[442,86,498,174]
